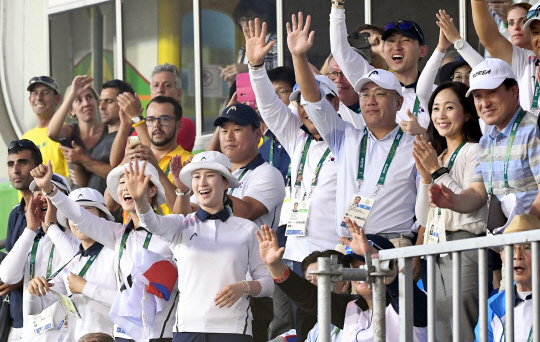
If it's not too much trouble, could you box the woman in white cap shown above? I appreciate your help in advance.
[125,151,273,342]
[25,187,117,341]
[30,160,177,342]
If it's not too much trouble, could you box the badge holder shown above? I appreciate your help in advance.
[52,290,81,340]
[424,207,448,257]
[340,194,375,231]
[285,191,311,237]
[32,306,54,335]
[279,186,292,226]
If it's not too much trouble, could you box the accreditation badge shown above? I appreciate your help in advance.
[279,187,292,226]
[53,290,82,318]
[424,207,446,245]
[340,195,375,229]
[286,196,311,237]
[32,306,54,335]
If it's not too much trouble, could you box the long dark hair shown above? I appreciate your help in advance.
[426,82,482,155]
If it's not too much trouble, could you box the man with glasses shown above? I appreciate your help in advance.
[3,139,42,341]
[329,1,431,136]
[22,76,68,179]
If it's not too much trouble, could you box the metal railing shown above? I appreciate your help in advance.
[312,230,540,342]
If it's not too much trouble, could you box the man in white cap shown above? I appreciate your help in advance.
[471,0,540,113]
[430,58,540,219]
[286,13,419,248]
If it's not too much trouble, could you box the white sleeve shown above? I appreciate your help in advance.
[49,190,121,250]
[303,93,349,156]
[46,224,80,260]
[511,45,532,82]
[329,7,374,89]
[248,226,274,298]
[417,49,444,111]
[250,67,302,155]
[457,41,484,68]
[137,208,187,243]
[241,166,285,214]
[0,229,36,284]
[415,182,431,227]
[82,282,117,307]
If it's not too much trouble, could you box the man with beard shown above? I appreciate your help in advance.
[3,139,42,341]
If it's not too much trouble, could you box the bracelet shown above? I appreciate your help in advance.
[175,189,191,197]
[273,267,290,283]
[242,280,250,295]
[43,185,56,196]
[331,0,345,6]
[132,119,145,128]
[248,61,264,69]
[45,221,57,233]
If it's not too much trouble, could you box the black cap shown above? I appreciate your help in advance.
[439,56,469,84]
[382,21,425,46]
[341,234,395,267]
[214,103,261,128]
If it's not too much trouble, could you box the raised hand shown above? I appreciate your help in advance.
[59,141,87,164]
[436,10,461,44]
[28,276,54,297]
[25,197,44,232]
[412,134,440,175]
[338,218,377,257]
[171,154,191,193]
[124,161,151,203]
[286,12,315,57]
[256,225,285,266]
[429,183,455,209]
[70,75,93,98]
[400,110,426,136]
[30,161,54,194]
[117,92,143,119]
[244,18,276,67]
[219,64,249,83]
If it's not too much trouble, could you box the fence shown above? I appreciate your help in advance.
[311,229,540,342]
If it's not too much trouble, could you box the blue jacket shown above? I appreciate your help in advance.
[474,286,520,342]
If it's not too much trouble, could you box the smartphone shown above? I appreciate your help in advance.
[348,32,372,64]
[128,136,140,149]
[58,138,72,148]
[236,73,256,109]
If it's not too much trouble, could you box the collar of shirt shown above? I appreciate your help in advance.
[299,125,324,142]
[125,219,152,234]
[241,153,265,171]
[535,59,539,67]
[488,106,523,140]
[399,73,420,90]
[196,207,230,222]
[35,228,45,239]
[347,101,361,114]
[365,124,401,142]
[514,285,533,306]
[18,197,27,214]
[79,242,104,257]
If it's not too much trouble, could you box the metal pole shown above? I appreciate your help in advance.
[114,0,123,80]
[505,245,514,342]
[317,257,332,342]
[372,259,386,342]
[478,248,488,342]
[459,0,467,40]
[452,252,462,342]
[533,242,540,342]
[364,0,371,24]
[92,6,103,93]
[427,255,436,342]
[398,258,413,342]
[193,0,203,138]
[276,0,284,66]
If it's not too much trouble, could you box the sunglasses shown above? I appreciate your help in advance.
[8,139,41,155]
[28,76,57,86]
[527,8,540,20]
[384,21,425,45]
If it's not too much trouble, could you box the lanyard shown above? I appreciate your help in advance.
[47,244,104,281]
[488,109,526,195]
[315,326,340,341]
[436,141,466,215]
[29,235,55,280]
[228,169,249,195]
[293,137,331,197]
[532,81,540,110]
[118,227,152,280]
[269,137,274,166]
[412,96,420,117]
[357,127,404,195]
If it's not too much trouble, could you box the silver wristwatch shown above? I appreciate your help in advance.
[454,39,465,50]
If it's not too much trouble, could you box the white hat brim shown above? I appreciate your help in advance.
[465,76,506,97]
[524,17,540,30]
[106,162,166,206]
[58,201,114,228]
[354,77,402,96]
[179,161,240,190]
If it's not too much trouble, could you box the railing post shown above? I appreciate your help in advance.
[533,242,540,342]
[427,255,436,342]
[452,252,462,342]
[478,248,488,342]
[317,257,332,342]
[398,258,413,342]
[372,258,386,342]
[505,245,514,342]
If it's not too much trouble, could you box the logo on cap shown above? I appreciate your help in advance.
[473,69,491,78]
[368,70,379,77]
[78,194,83,199]
[227,106,236,114]
[201,157,206,161]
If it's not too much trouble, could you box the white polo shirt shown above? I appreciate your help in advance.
[304,96,419,237]
[0,228,74,342]
[137,207,274,336]
[228,154,285,231]
[511,44,538,113]
[329,7,431,129]
[250,67,342,262]
[25,242,117,341]
[48,190,178,340]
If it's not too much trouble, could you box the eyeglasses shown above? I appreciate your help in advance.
[452,73,470,82]
[8,139,41,155]
[359,90,398,101]
[384,21,425,45]
[305,275,318,284]
[527,8,540,20]
[145,115,175,127]
[502,244,532,254]
[326,71,346,80]
[276,90,293,98]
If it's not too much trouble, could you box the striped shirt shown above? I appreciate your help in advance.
[473,108,540,212]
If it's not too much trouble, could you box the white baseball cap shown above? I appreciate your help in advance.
[465,58,516,97]
[524,2,540,30]
[107,160,166,206]
[57,187,114,227]
[29,173,71,195]
[180,151,240,189]
[289,75,338,106]
[354,69,402,96]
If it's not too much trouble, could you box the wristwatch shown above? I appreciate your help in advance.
[45,221,57,232]
[431,167,449,181]
[132,116,144,125]
[454,39,465,50]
